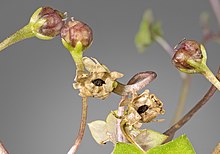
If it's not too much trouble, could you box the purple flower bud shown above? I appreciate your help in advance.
[31,7,65,39]
[39,7,65,37]
[172,40,203,71]
[61,20,93,50]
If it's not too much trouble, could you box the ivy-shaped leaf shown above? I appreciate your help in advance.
[146,134,195,154]
[113,135,195,154]
[135,9,163,53]
[135,9,153,53]
[113,142,143,154]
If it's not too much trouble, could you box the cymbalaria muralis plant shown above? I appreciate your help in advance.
[0,2,220,154]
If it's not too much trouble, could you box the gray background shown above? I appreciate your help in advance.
[0,0,220,154]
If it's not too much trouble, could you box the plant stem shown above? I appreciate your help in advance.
[67,97,88,154]
[0,142,8,154]
[163,67,220,142]
[65,42,84,80]
[117,105,125,142]
[120,120,145,153]
[155,36,174,57]
[209,0,220,28]
[171,75,191,124]
[202,64,220,91]
[155,36,187,79]
[0,24,34,52]
[113,72,157,96]
[70,50,84,76]
[155,36,190,125]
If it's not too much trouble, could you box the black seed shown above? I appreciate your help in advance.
[92,78,105,86]
[137,105,149,114]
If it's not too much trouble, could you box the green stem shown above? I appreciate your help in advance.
[0,24,34,52]
[70,50,84,71]
[187,59,220,91]
[171,75,191,124]
[62,40,85,78]
[202,64,220,91]
[164,67,220,142]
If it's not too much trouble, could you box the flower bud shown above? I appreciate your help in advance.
[61,20,93,51]
[30,7,65,40]
[172,40,205,73]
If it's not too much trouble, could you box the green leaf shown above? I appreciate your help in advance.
[113,142,143,154]
[135,9,153,53]
[146,135,195,154]
[113,135,195,154]
[135,9,163,53]
[151,21,163,40]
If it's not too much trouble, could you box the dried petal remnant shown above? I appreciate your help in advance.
[117,90,165,127]
[132,90,165,123]
[73,57,123,99]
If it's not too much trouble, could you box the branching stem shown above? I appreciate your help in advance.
[164,67,220,142]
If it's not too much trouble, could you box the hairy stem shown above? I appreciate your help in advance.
[171,75,191,124]
[163,67,220,142]
[0,24,34,52]
[68,97,88,154]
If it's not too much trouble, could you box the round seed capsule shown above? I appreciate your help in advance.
[92,79,105,86]
[137,105,149,114]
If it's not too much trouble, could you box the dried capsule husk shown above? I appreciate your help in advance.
[132,90,165,123]
[120,90,165,127]
[123,107,142,126]
[172,40,203,72]
[30,7,66,39]
[73,57,123,99]
[61,20,93,50]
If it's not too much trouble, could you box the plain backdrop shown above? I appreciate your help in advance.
[0,1,220,154]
